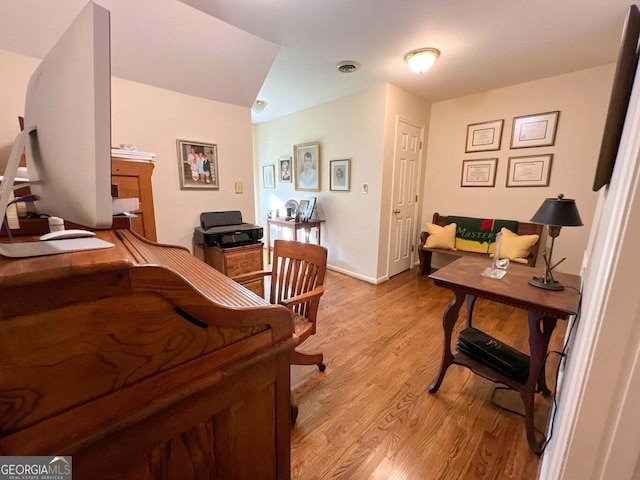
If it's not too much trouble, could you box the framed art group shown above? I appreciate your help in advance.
[462,110,559,188]
[261,142,352,193]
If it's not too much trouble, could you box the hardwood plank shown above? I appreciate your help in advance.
[291,268,565,479]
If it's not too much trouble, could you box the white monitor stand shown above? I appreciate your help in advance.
[0,131,114,258]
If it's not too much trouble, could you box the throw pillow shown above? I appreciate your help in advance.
[425,223,457,250]
[496,227,539,264]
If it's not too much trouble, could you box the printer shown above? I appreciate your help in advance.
[193,210,263,248]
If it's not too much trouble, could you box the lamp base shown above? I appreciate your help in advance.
[528,276,565,291]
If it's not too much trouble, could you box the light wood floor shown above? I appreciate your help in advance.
[290,268,565,480]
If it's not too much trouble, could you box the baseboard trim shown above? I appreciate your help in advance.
[327,264,387,285]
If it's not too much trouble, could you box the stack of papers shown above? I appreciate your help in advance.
[111,148,156,161]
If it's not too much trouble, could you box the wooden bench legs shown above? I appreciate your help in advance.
[417,249,433,276]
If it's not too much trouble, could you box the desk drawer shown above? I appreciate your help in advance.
[225,249,262,277]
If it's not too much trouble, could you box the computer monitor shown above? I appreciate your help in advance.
[0,1,114,257]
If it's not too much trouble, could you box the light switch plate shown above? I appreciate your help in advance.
[362,183,369,194]
[235,181,243,194]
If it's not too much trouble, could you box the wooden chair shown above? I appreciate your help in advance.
[236,239,327,422]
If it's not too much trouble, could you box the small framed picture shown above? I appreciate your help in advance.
[506,154,553,187]
[511,111,560,149]
[302,197,317,220]
[176,139,219,190]
[294,141,320,191]
[279,156,292,183]
[461,158,498,187]
[298,199,309,216]
[262,165,275,189]
[465,119,504,153]
[330,159,350,191]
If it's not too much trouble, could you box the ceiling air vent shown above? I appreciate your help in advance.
[336,61,361,73]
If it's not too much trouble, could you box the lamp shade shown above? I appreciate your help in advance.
[531,193,583,226]
[404,48,440,73]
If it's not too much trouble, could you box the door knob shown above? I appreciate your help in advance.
[393,209,401,214]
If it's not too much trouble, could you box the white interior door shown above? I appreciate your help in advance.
[388,119,422,277]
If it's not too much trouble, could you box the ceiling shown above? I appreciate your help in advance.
[0,0,635,124]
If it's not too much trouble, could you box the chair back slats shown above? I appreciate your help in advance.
[270,241,327,320]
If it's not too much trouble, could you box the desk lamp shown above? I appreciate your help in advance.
[529,193,583,291]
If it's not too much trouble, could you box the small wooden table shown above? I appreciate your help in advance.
[428,257,581,455]
[265,217,325,263]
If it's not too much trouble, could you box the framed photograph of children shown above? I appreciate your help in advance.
[262,165,275,189]
[510,111,560,148]
[294,141,320,191]
[279,156,292,183]
[176,139,219,190]
[465,119,503,152]
[330,159,350,191]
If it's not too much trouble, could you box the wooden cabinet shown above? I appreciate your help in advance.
[111,157,157,241]
[195,242,265,297]
[0,230,294,479]
[1,157,153,237]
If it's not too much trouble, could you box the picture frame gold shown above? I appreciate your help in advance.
[176,139,219,190]
[294,141,320,191]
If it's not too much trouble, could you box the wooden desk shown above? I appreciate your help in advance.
[428,256,581,455]
[266,217,325,263]
[0,230,295,479]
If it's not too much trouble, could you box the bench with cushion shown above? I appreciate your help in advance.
[417,212,543,276]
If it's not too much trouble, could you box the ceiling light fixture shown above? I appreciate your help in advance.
[336,60,361,73]
[252,99,267,113]
[404,48,440,74]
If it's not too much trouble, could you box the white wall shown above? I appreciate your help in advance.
[422,64,615,274]
[0,49,256,251]
[253,84,430,283]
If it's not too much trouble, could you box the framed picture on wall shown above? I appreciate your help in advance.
[465,119,503,152]
[506,154,553,187]
[279,156,292,183]
[330,159,350,191]
[262,165,275,189]
[593,5,640,191]
[176,139,219,190]
[510,111,560,148]
[294,141,320,191]
[460,158,498,187]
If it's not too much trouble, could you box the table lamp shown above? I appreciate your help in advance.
[529,193,583,291]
